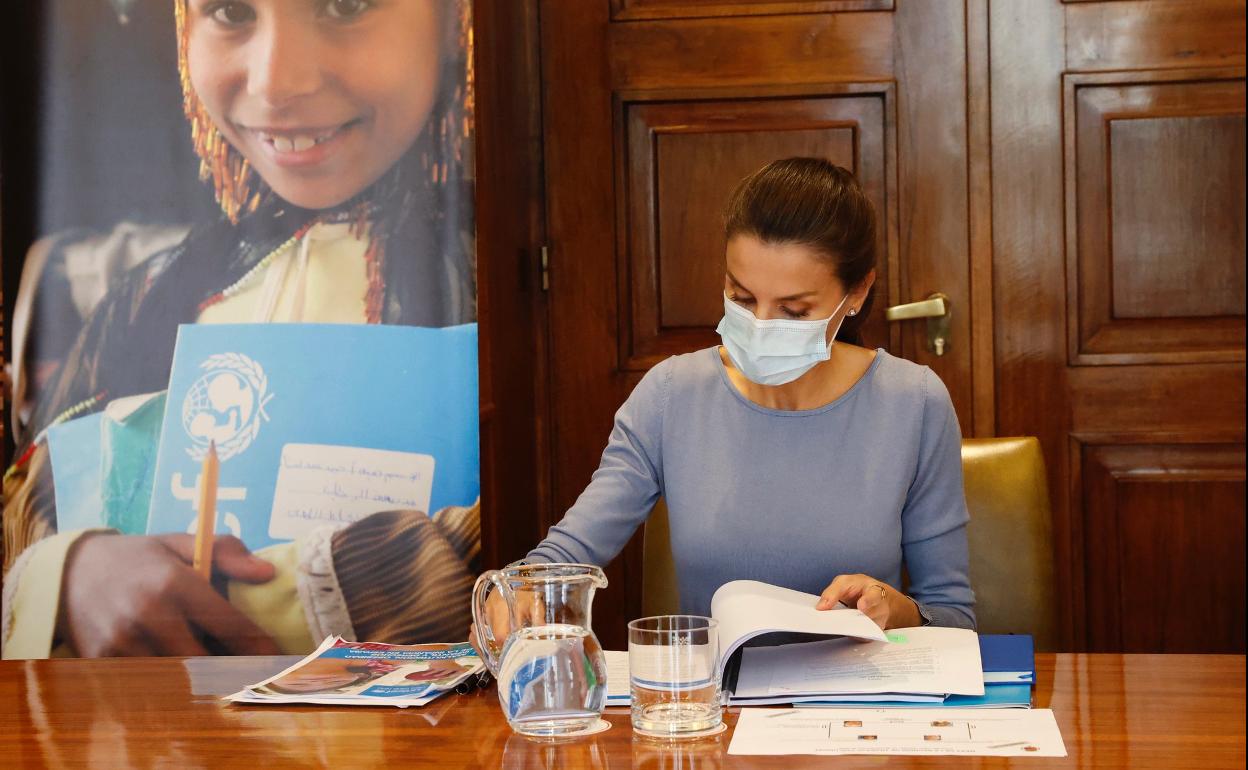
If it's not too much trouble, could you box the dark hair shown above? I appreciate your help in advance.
[724,157,876,345]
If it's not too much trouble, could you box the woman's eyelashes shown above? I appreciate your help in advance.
[728,294,809,319]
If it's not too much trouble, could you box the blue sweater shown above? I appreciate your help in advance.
[527,347,976,629]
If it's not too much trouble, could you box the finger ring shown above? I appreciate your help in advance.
[871,584,887,602]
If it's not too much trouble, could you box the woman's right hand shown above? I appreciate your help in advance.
[59,532,282,657]
[469,586,511,660]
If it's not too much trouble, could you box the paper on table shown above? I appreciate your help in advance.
[734,626,984,700]
[605,650,630,703]
[710,580,887,677]
[727,707,1067,757]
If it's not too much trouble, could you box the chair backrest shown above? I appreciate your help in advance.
[641,498,680,617]
[961,437,1058,650]
[641,436,1059,649]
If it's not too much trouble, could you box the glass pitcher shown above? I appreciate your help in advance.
[472,563,609,736]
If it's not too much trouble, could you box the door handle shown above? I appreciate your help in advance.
[885,292,951,356]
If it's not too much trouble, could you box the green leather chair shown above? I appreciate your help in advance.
[960,437,1057,650]
[641,436,1059,650]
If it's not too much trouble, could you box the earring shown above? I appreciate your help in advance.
[848,308,858,316]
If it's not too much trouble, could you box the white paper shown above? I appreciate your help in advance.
[269,443,434,540]
[710,580,887,677]
[728,708,1067,757]
[735,627,984,699]
[605,650,630,702]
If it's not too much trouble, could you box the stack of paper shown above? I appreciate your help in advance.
[226,636,484,708]
[607,632,1037,710]
[801,633,1035,709]
[732,626,984,706]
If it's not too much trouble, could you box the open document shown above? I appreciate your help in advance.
[226,636,483,708]
[728,708,1067,757]
[608,581,990,705]
[733,626,985,704]
[711,580,887,668]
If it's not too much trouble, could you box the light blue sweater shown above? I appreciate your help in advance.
[527,347,976,629]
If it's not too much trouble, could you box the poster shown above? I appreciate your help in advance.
[2,0,478,659]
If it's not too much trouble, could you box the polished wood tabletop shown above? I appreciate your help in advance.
[0,653,1243,768]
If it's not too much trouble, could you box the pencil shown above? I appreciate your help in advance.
[192,441,220,580]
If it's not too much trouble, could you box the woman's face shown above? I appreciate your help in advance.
[187,0,444,210]
[724,234,873,342]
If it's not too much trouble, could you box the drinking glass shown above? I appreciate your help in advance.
[627,615,722,738]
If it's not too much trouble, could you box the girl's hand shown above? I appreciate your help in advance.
[815,573,921,631]
[60,532,281,657]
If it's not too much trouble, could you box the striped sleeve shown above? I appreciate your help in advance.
[330,509,475,644]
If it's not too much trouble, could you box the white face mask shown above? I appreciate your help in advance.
[715,292,850,386]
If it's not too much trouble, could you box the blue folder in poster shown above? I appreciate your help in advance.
[146,323,479,551]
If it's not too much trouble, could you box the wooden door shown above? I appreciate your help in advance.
[991,0,1246,652]
[540,1,992,649]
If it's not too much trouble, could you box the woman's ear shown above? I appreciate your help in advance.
[850,269,877,313]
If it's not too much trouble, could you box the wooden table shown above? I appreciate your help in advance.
[1,653,1243,768]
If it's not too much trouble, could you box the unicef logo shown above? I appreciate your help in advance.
[181,352,273,462]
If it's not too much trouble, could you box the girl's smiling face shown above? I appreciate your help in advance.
[187,0,443,210]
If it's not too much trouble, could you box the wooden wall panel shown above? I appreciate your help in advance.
[473,0,550,569]
[1065,0,1246,71]
[611,0,891,21]
[1079,441,1246,653]
[994,0,1246,651]
[607,13,894,90]
[1110,114,1245,319]
[621,91,895,369]
[1064,69,1246,365]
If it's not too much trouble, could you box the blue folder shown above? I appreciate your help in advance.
[980,634,1035,684]
[805,683,1032,709]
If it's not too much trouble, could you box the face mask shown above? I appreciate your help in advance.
[715,292,850,386]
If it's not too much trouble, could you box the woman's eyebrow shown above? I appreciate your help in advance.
[726,272,751,294]
[727,272,816,302]
[777,291,817,302]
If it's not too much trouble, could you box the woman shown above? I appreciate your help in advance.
[2,0,477,658]
[516,158,973,631]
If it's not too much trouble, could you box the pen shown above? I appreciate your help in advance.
[192,441,219,580]
[455,670,493,695]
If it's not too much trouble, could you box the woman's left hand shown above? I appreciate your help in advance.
[815,574,921,631]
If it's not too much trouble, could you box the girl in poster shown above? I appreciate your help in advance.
[3,0,478,658]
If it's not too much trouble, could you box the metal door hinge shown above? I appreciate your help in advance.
[540,245,550,292]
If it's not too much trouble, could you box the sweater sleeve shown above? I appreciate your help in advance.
[525,361,670,567]
[901,369,976,629]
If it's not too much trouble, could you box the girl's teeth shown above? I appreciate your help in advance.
[264,129,341,153]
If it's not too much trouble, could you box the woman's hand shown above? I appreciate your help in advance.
[468,587,511,661]
[815,573,921,631]
[59,532,282,657]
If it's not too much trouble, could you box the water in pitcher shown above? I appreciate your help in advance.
[496,624,607,736]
